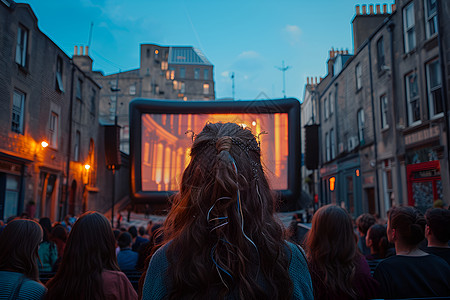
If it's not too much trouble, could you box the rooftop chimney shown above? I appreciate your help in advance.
[72,45,93,73]
[362,5,367,15]
[376,4,381,14]
[369,4,374,14]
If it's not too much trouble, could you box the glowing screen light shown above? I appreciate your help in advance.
[329,177,336,191]
[141,113,289,192]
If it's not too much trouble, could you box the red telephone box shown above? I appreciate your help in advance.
[406,161,442,207]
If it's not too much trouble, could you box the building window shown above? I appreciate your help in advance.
[357,109,365,144]
[129,85,136,95]
[377,37,385,72]
[166,68,175,80]
[330,128,336,159]
[403,2,416,53]
[11,90,25,134]
[325,132,330,161]
[49,112,59,148]
[204,69,209,80]
[179,67,185,78]
[355,64,362,90]
[405,72,420,125]
[426,59,443,117]
[15,25,28,67]
[329,92,334,115]
[74,131,80,161]
[161,61,168,71]
[180,82,185,94]
[90,89,96,114]
[380,95,389,129]
[425,0,438,38]
[76,78,83,99]
[324,97,328,120]
[203,83,209,94]
[194,68,200,80]
[55,56,64,92]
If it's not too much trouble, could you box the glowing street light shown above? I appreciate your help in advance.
[84,164,91,170]
[41,141,49,148]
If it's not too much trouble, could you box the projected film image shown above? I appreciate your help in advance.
[141,113,288,192]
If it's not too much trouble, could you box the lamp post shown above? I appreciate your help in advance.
[109,72,120,227]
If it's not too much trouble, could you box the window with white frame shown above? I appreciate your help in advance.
[55,56,64,92]
[357,109,365,144]
[194,68,200,80]
[324,97,328,120]
[129,85,136,95]
[49,112,59,148]
[426,59,443,117]
[11,90,25,134]
[330,128,336,159]
[425,0,438,38]
[356,64,362,90]
[403,2,416,53]
[204,69,209,80]
[15,25,28,67]
[380,95,389,129]
[325,132,330,161]
[405,72,421,125]
[74,130,80,161]
[203,83,209,94]
[377,37,385,72]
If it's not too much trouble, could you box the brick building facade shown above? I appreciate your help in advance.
[0,1,101,221]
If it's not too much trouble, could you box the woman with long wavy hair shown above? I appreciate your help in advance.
[142,122,313,300]
[0,219,46,299]
[305,205,378,300]
[45,211,137,300]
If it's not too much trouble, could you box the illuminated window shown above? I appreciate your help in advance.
[403,2,416,53]
[11,90,25,134]
[15,25,28,67]
[203,83,209,94]
[161,61,168,70]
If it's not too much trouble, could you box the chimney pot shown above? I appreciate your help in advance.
[391,4,396,12]
[369,5,374,14]
[74,45,78,55]
[85,46,89,56]
[376,4,381,14]
[356,5,360,15]
[315,77,318,84]
[383,4,388,14]
[362,5,367,15]
[307,77,310,84]
[80,46,84,55]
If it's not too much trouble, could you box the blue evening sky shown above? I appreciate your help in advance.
[19,0,395,101]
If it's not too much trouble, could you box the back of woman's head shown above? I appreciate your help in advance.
[0,219,43,280]
[367,224,388,258]
[306,205,358,297]
[164,122,292,299]
[51,224,67,242]
[388,206,426,246]
[46,211,119,300]
[356,213,376,235]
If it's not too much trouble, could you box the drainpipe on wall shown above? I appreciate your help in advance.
[368,39,381,215]
[387,21,403,209]
[436,1,450,186]
[61,63,75,220]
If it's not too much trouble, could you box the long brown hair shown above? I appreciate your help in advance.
[306,204,358,298]
[0,219,43,281]
[162,122,293,299]
[45,211,120,300]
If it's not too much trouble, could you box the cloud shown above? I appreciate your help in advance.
[232,50,264,72]
[221,71,230,78]
[282,25,302,45]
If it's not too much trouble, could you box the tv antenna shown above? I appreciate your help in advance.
[276,61,291,98]
[231,72,235,100]
[88,22,94,48]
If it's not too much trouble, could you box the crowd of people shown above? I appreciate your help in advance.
[0,122,450,299]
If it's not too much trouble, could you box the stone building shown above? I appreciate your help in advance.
[94,44,215,154]
[0,1,101,221]
[303,1,450,217]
